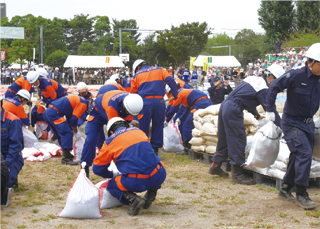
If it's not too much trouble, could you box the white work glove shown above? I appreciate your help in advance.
[164,121,168,127]
[266,112,275,122]
[75,130,82,139]
[175,118,181,126]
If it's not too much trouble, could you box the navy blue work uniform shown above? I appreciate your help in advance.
[266,63,320,187]
[208,81,233,105]
[212,76,280,166]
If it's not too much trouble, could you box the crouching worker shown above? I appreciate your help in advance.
[93,117,166,216]
[43,95,91,165]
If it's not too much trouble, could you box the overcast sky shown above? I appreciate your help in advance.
[2,0,265,38]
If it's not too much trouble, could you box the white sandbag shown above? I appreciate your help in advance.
[245,136,253,158]
[258,118,269,127]
[245,121,281,168]
[245,165,269,176]
[313,117,320,161]
[163,121,184,152]
[73,137,85,162]
[26,150,52,162]
[197,108,209,117]
[202,135,218,144]
[311,160,320,172]
[212,116,218,125]
[256,105,264,114]
[243,112,259,126]
[22,147,40,159]
[205,140,217,146]
[33,142,62,156]
[204,104,220,116]
[277,140,291,164]
[193,120,202,130]
[267,168,285,180]
[22,127,38,148]
[247,124,258,134]
[191,145,205,152]
[200,122,217,136]
[58,164,103,219]
[193,110,202,121]
[270,160,287,172]
[34,121,48,139]
[310,170,320,178]
[189,137,205,146]
[205,145,216,154]
[95,180,122,209]
[201,114,215,124]
[192,128,202,137]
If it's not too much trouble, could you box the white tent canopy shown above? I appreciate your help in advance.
[193,55,241,67]
[63,55,125,68]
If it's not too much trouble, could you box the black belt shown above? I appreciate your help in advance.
[227,97,244,110]
[285,113,313,124]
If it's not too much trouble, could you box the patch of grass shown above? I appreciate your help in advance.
[185,220,191,226]
[31,219,38,223]
[16,225,27,229]
[278,212,287,218]
[204,205,214,208]
[198,214,206,218]
[310,222,320,226]
[15,183,28,193]
[140,210,159,215]
[236,213,248,217]
[191,182,197,185]
[107,220,115,224]
[171,185,180,189]
[238,191,247,195]
[294,219,300,223]
[47,214,57,219]
[161,211,176,215]
[33,200,45,205]
[32,209,39,213]
[188,200,204,204]
[214,222,224,227]
[201,188,208,193]
[306,210,320,218]
[160,197,176,201]
[178,206,189,210]
[218,209,224,213]
[181,189,195,194]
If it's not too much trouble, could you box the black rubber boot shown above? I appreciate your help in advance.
[278,182,295,203]
[9,178,18,189]
[49,134,58,143]
[61,149,79,166]
[231,164,255,185]
[142,188,158,209]
[295,185,317,210]
[176,141,190,155]
[153,148,159,156]
[209,162,229,178]
[122,192,145,216]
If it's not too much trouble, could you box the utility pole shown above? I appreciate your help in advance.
[119,28,122,54]
[40,26,43,63]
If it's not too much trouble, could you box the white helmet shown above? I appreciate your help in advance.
[36,68,48,77]
[17,89,30,100]
[267,64,285,78]
[104,79,117,85]
[77,82,88,92]
[106,117,126,136]
[110,74,120,83]
[55,67,59,71]
[306,43,320,62]
[123,94,143,116]
[27,71,40,84]
[132,59,145,73]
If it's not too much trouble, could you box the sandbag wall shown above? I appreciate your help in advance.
[190,104,264,155]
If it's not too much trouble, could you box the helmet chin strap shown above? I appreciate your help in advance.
[309,59,316,75]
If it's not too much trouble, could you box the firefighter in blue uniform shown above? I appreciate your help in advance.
[1,95,24,190]
[209,64,283,185]
[208,77,233,105]
[93,117,166,216]
[266,43,320,210]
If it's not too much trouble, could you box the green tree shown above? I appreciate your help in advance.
[7,39,29,69]
[67,14,94,54]
[284,30,320,48]
[205,33,235,56]
[93,16,113,55]
[78,42,95,55]
[296,1,320,33]
[45,50,69,70]
[234,29,264,67]
[112,19,141,48]
[258,0,295,53]
[156,22,210,66]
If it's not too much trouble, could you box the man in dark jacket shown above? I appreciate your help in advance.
[208,77,233,105]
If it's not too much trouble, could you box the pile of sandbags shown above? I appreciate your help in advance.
[190,104,265,154]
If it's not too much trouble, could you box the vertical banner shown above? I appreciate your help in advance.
[33,48,35,60]
[190,57,196,71]
[1,51,5,60]
[203,57,208,73]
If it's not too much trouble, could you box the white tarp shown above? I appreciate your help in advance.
[63,55,125,68]
[193,55,241,67]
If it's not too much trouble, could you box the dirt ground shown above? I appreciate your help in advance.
[1,84,320,229]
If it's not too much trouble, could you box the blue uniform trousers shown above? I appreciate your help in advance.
[44,108,73,150]
[212,100,246,165]
[139,98,165,148]
[107,163,166,205]
[3,153,24,187]
[81,109,106,166]
[282,117,314,187]
[183,99,212,142]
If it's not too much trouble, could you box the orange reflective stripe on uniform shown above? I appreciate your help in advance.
[115,175,128,191]
[144,95,163,99]
[87,116,94,122]
[53,117,66,125]
[49,104,61,113]
[127,161,165,179]
[137,114,143,120]
[8,88,16,94]
[194,96,208,105]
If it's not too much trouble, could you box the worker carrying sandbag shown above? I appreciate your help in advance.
[245,121,282,168]
[209,64,283,185]
[93,117,166,216]
[265,43,320,210]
